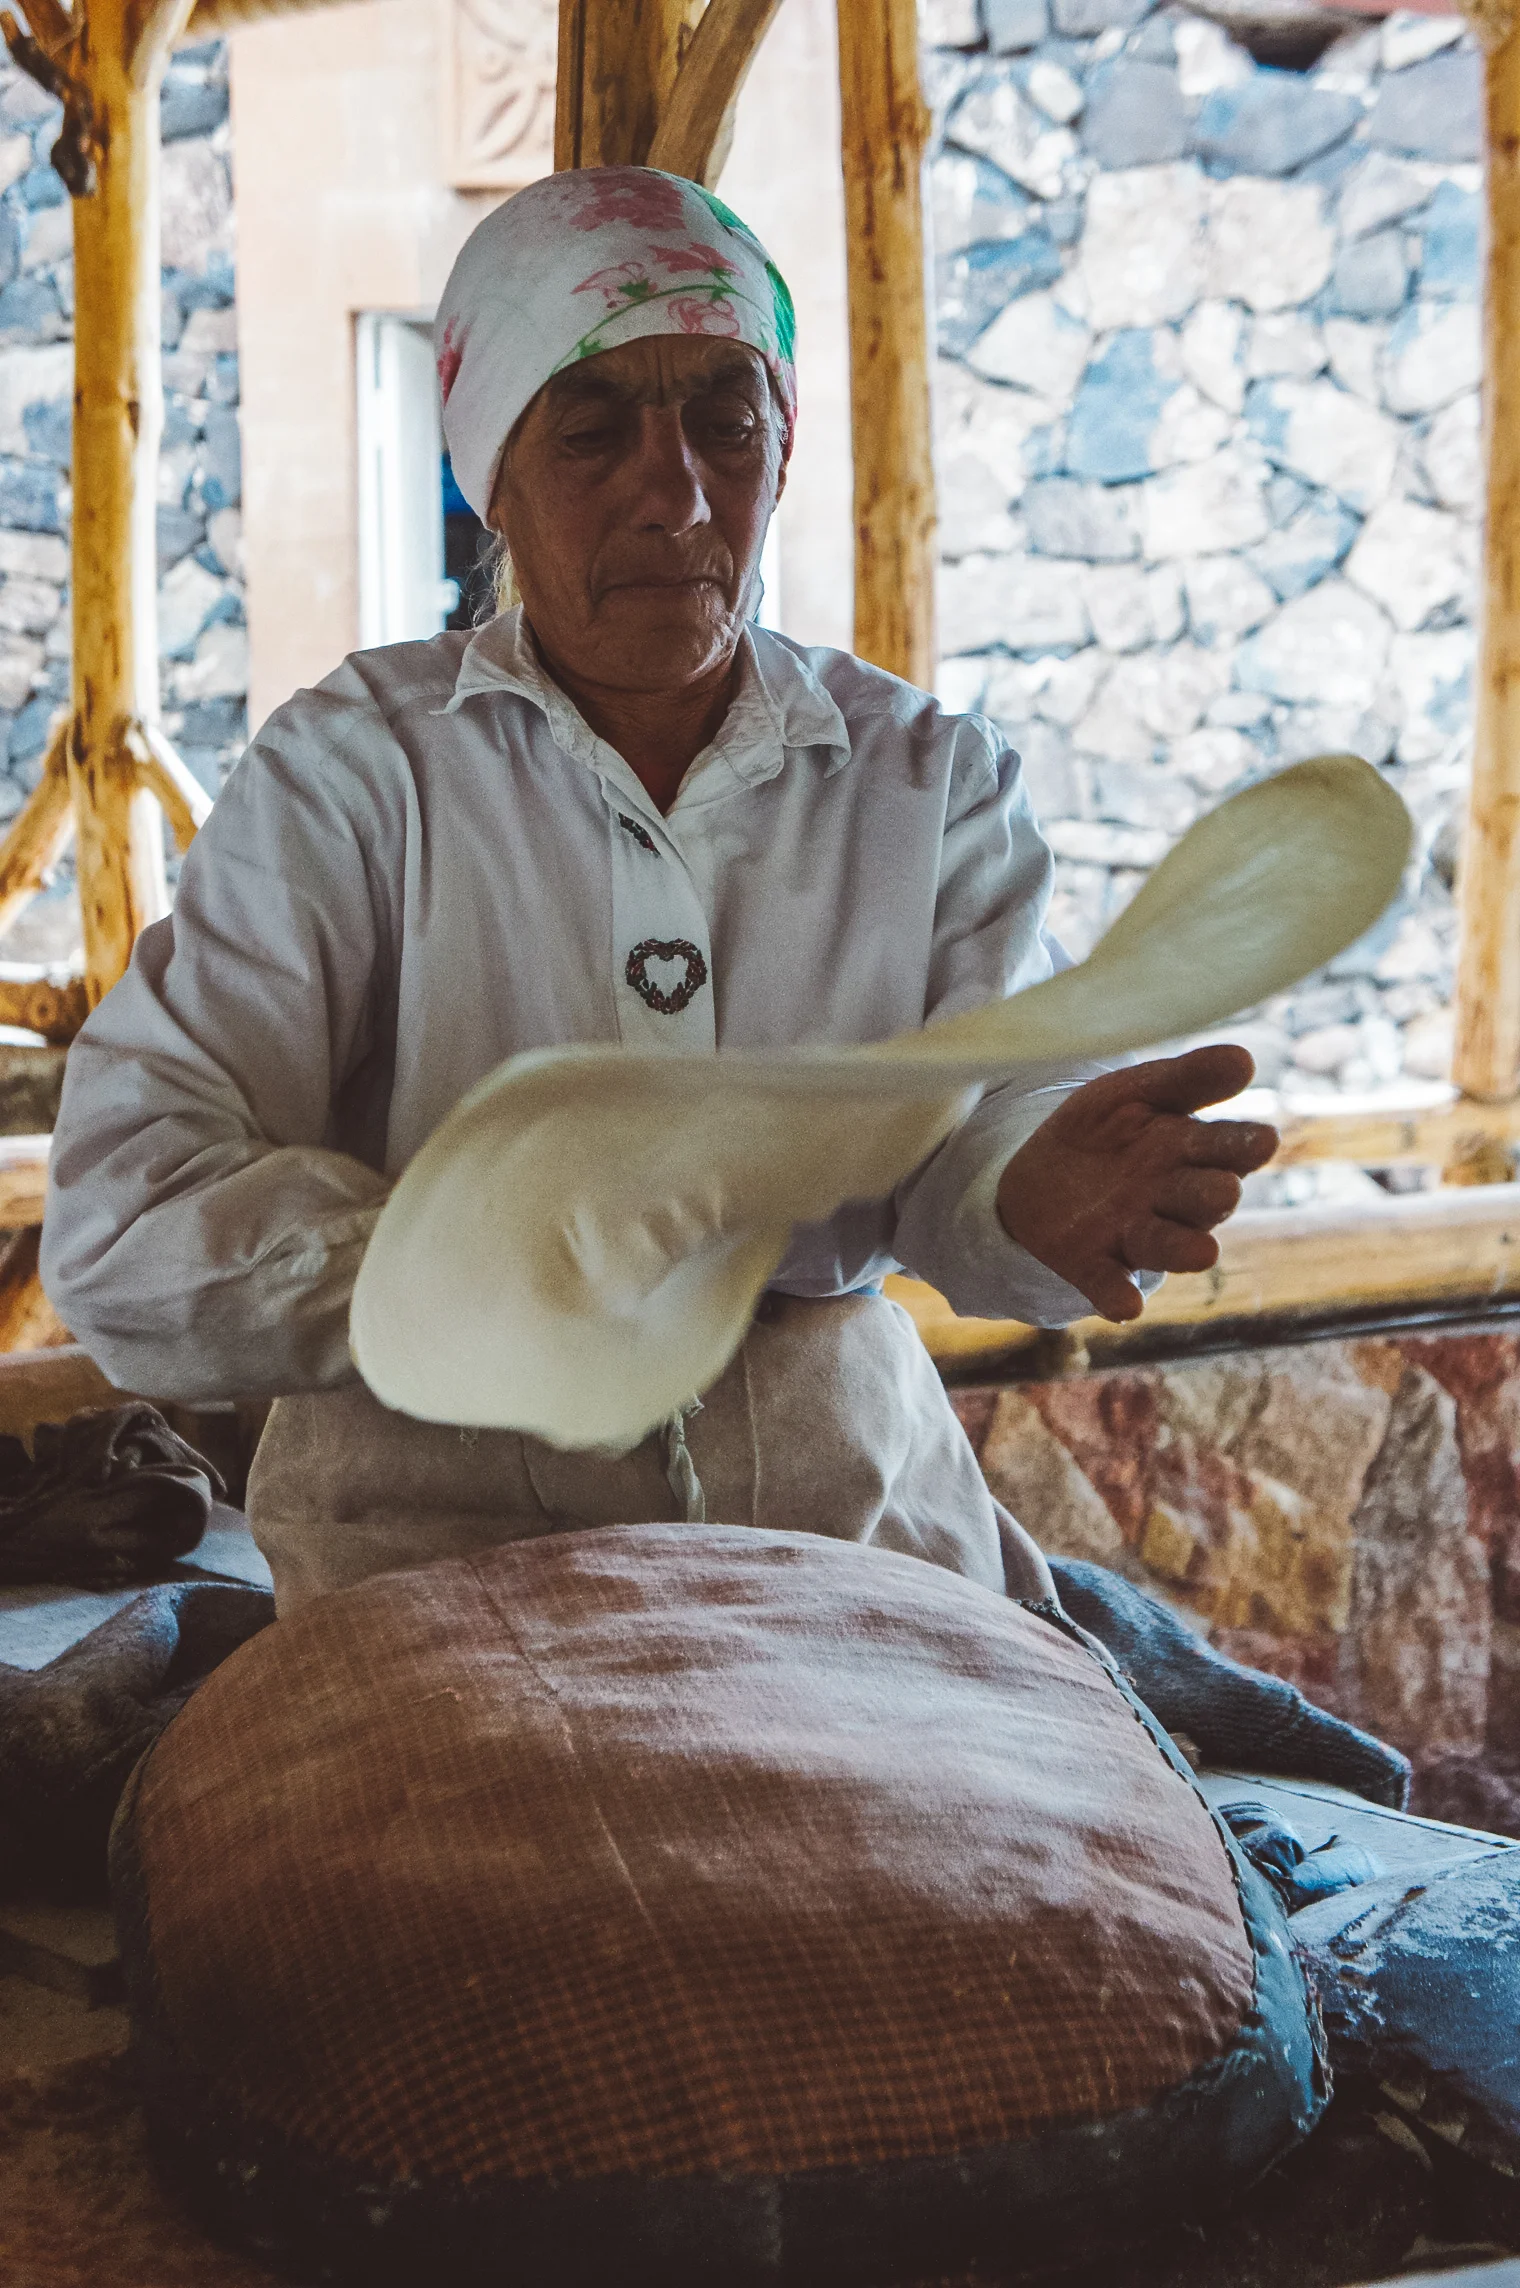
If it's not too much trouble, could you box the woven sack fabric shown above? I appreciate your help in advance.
[112,1524,1326,2286]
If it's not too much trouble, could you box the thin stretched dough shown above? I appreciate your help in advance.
[351,755,1411,1448]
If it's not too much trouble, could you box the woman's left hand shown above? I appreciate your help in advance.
[993,1043,1279,1322]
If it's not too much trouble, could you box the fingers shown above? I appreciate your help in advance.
[1078,1260,1147,1323]
[1049,1045,1269,1140]
[1120,1043,1259,1117]
[1180,1115,1279,1174]
[1154,1166,1242,1228]
[1122,1215,1223,1276]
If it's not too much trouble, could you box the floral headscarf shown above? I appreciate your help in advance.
[435,166,799,522]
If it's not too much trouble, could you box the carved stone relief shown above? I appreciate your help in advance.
[446,0,557,192]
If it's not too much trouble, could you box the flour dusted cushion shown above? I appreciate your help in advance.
[111,1525,1325,2286]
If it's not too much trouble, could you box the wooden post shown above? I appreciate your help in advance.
[1454,15,1520,1102]
[835,0,936,685]
[646,0,782,188]
[66,0,194,1006]
[555,0,709,170]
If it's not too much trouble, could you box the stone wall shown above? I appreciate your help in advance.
[925,0,1479,1110]
[951,1321,1520,1832]
[0,38,241,962]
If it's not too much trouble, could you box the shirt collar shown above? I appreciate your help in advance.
[445,608,852,786]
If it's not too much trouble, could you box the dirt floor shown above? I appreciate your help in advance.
[0,1975,273,2288]
[0,1969,1515,2288]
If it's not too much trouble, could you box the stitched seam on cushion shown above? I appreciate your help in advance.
[464,1551,674,1960]
[1012,1596,1267,2040]
[1018,1597,1334,2123]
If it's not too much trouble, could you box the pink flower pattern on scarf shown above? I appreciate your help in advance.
[559,172,690,235]
[574,260,658,313]
[566,238,751,358]
[436,318,464,406]
[650,242,734,277]
[669,295,741,337]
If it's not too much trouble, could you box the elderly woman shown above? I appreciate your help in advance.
[40,168,1274,1612]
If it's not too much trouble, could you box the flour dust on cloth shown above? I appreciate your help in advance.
[249,1292,1054,1618]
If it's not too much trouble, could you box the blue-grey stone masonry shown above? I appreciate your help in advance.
[927,0,1482,1133]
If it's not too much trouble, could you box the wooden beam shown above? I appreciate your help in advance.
[0,718,74,940]
[125,718,212,853]
[646,0,782,187]
[890,1179,1520,1371]
[19,0,76,61]
[0,1341,123,1436]
[835,0,936,684]
[0,1226,68,1348]
[0,967,88,1044]
[1257,1084,1520,1170]
[1453,21,1520,1101]
[555,0,708,171]
[0,1134,51,1225]
[182,0,348,32]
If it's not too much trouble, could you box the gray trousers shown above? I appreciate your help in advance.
[248,1291,1054,1616]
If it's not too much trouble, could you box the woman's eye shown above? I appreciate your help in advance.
[695,411,759,448]
[562,420,622,452]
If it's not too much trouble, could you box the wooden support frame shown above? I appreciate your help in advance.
[0,1134,53,1225]
[835,0,937,684]
[554,0,707,170]
[1454,8,1520,1101]
[646,0,781,187]
[0,0,212,1033]
[1267,1085,1520,1173]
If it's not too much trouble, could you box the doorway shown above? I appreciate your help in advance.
[356,312,490,648]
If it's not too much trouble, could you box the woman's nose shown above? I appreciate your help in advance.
[628,404,711,532]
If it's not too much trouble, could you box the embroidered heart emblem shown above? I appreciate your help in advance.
[626,937,709,1015]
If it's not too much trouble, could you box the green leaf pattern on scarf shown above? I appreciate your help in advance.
[555,180,798,417]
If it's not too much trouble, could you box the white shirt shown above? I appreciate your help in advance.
[41,613,1109,1402]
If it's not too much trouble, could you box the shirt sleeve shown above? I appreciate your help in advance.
[39,676,403,1403]
[890,716,1153,1326]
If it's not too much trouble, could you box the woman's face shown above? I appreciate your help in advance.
[489,334,787,697]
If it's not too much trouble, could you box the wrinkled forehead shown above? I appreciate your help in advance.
[535,338,775,417]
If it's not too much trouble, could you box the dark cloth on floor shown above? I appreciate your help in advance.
[1048,1557,1411,1810]
[0,1581,273,1893]
[1294,1849,1520,2200]
[0,1406,225,1588]
[1216,1798,1382,1915]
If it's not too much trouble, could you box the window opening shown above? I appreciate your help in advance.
[355,312,458,648]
